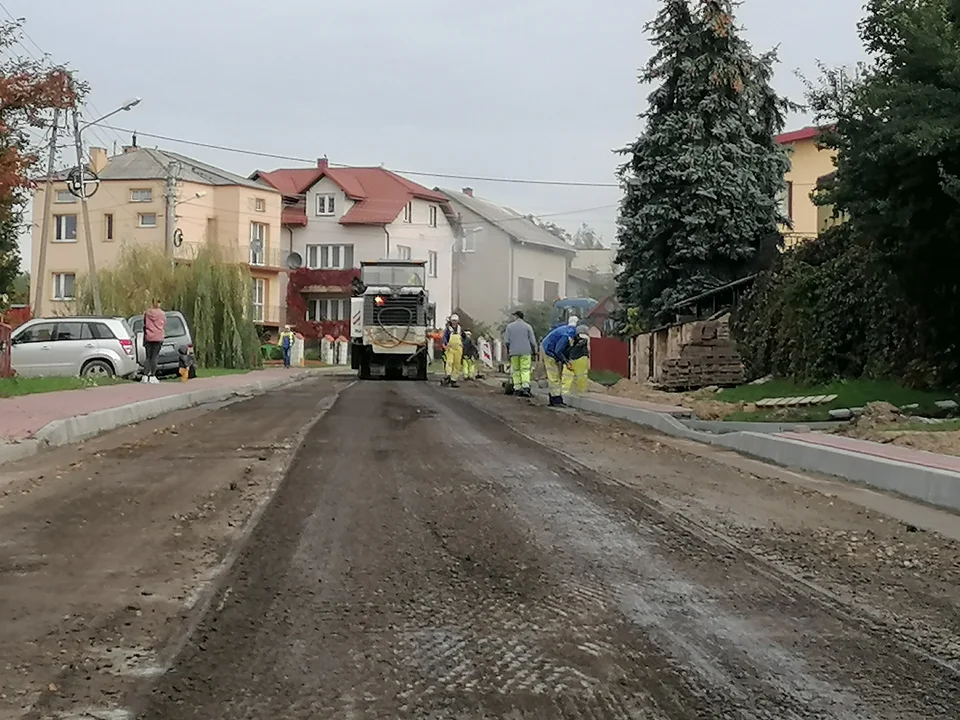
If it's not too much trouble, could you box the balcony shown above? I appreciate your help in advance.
[176,242,289,271]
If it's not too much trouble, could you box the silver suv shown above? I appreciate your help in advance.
[10,317,140,379]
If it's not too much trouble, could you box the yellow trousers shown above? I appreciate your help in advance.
[562,356,589,396]
[445,345,463,380]
[543,357,563,396]
[462,357,476,379]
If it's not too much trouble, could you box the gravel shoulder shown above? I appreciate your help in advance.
[138,381,958,719]
[0,376,350,720]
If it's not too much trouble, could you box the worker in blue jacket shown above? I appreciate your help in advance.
[540,322,578,406]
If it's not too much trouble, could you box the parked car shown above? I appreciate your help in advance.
[10,317,140,378]
[127,310,194,377]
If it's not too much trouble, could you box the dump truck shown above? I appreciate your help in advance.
[350,260,435,380]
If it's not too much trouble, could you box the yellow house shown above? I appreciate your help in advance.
[30,146,285,326]
[777,127,836,249]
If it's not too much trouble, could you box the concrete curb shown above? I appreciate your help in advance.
[485,377,960,513]
[0,370,322,466]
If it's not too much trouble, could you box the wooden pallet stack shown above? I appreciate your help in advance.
[657,321,745,390]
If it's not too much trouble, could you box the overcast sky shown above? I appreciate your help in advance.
[11,0,866,266]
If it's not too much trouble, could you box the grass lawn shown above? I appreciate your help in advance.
[0,375,125,398]
[717,378,960,422]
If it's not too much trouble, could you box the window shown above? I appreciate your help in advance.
[316,194,336,216]
[461,230,477,253]
[251,278,266,322]
[395,245,412,260]
[54,214,77,242]
[403,201,412,223]
[543,280,560,302]
[138,213,158,228]
[518,276,534,303]
[130,188,153,203]
[306,298,349,322]
[104,214,114,241]
[15,322,55,344]
[305,244,354,270]
[250,222,267,265]
[55,189,75,204]
[428,205,438,227]
[84,322,116,340]
[428,250,438,278]
[255,198,266,213]
[53,322,83,341]
[130,314,185,338]
[778,181,793,220]
[52,272,75,301]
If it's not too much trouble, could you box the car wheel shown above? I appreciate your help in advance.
[81,359,115,379]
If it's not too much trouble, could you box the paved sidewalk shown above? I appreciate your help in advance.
[585,392,693,418]
[779,431,960,474]
[0,369,305,441]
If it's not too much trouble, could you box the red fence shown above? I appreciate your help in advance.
[0,306,30,329]
[0,323,12,379]
[589,336,630,378]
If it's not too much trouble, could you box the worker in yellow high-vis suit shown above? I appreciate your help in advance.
[442,314,464,387]
[562,325,591,398]
[462,330,478,380]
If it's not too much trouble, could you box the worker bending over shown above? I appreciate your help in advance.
[442,314,465,387]
[563,325,591,398]
[541,321,581,406]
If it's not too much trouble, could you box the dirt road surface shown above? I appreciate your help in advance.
[123,381,958,719]
[0,375,351,720]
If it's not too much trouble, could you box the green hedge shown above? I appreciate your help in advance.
[732,226,927,385]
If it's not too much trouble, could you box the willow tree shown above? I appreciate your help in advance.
[75,244,262,369]
[615,0,793,328]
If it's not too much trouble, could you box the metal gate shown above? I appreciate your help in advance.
[0,323,12,378]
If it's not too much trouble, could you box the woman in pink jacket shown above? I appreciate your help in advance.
[142,299,166,384]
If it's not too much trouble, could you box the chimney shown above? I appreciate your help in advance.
[317,157,328,171]
[122,145,137,154]
[88,147,109,173]
[462,187,473,197]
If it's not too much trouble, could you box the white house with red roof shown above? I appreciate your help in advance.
[250,159,460,331]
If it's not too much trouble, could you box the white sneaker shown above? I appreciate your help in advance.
[140,376,149,384]
[149,376,160,384]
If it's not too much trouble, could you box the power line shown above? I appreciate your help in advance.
[98,123,621,189]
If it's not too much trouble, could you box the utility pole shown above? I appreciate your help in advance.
[72,108,102,315]
[33,107,61,315]
[164,162,178,261]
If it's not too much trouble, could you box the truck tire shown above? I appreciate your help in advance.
[359,349,371,380]
[416,351,428,381]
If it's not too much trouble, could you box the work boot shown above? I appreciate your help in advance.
[518,387,532,398]
[450,381,460,388]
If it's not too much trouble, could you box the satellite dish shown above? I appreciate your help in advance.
[286,252,303,270]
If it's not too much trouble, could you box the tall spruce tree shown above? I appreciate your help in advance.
[615,0,792,328]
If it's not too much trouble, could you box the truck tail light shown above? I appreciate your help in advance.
[120,338,134,356]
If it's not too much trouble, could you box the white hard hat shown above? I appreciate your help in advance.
[450,314,459,321]
[567,315,579,326]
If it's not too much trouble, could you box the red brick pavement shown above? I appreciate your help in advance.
[0,370,300,441]
[779,431,960,474]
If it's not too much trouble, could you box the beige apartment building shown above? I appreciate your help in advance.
[776,127,837,248]
[30,146,284,324]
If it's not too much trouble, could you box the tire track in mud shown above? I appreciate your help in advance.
[137,382,957,719]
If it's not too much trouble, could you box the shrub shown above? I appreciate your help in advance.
[75,244,263,370]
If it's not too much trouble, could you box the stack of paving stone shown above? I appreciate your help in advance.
[755,394,839,408]
[657,321,746,390]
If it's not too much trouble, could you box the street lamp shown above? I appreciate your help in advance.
[80,97,141,133]
[74,97,142,314]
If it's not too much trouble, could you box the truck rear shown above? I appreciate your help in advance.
[350,260,435,380]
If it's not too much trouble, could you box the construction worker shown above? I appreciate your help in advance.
[277,324,296,368]
[503,310,537,397]
[462,330,479,380]
[442,314,465,387]
[541,321,577,406]
[562,325,591,398]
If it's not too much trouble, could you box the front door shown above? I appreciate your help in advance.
[11,322,57,376]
